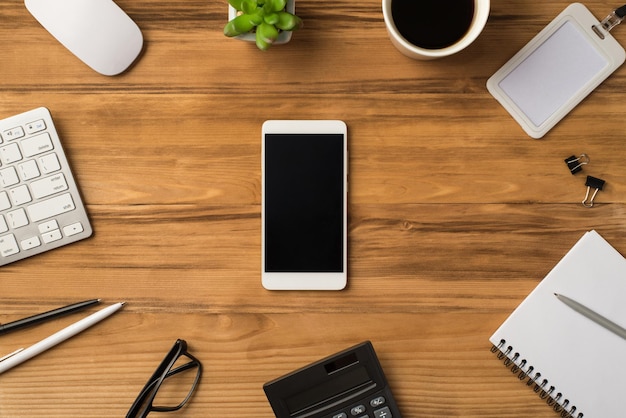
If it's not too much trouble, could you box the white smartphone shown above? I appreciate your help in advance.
[262,120,348,290]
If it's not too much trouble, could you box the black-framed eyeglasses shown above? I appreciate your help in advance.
[126,339,202,418]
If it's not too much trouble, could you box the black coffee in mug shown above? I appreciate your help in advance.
[391,0,475,50]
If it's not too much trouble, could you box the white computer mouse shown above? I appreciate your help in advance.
[24,0,143,76]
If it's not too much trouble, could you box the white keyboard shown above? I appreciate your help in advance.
[0,107,92,266]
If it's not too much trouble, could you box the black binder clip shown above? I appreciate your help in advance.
[582,176,605,208]
[564,154,589,174]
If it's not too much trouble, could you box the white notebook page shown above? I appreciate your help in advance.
[490,230,626,417]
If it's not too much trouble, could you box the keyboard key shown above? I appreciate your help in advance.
[18,159,40,181]
[38,219,59,233]
[0,143,22,164]
[0,215,7,233]
[25,119,46,134]
[31,173,68,199]
[27,192,75,222]
[38,153,61,174]
[0,167,19,187]
[2,126,25,142]
[0,234,19,256]
[21,132,54,157]
[42,229,62,244]
[63,222,84,236]
[7,208,29,228]
[9,185,32,206]
[20,236,41,250]
[0,192,10,211]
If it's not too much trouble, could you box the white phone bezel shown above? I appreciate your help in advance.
[487,3,625,139]
[261,120,348,291]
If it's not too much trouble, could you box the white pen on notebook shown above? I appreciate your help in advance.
[555,293,626,340]
[0,302,125,374]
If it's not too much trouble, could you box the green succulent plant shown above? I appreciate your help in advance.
[224,0,302,50]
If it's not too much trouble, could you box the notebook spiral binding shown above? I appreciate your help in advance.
[491,339,583,418]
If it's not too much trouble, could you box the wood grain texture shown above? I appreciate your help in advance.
[1,0,626,417]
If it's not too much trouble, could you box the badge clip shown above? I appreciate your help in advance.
[593,5,626,38]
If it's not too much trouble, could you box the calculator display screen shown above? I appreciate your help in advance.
[284,366,372,414]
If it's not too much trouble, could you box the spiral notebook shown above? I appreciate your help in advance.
[490,230,626,418]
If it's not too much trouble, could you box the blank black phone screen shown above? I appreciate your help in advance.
[264,133,344,272]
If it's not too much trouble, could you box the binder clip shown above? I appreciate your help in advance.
[564,154,589,174]
[582,176,605,208]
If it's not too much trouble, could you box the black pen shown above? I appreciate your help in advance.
[0,299,101,336]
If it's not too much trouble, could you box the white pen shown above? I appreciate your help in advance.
[555,293,626,340]
[0,301,125,374]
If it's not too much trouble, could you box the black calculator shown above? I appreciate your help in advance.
[263,341,401,418]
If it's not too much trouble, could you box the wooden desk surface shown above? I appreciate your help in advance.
[1,0,625,416]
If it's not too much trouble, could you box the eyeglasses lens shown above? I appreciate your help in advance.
[127,340,202,418]
[151,354,201,411]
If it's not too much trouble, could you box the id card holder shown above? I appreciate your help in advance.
[487,3,626,139]
[263,341,402,418]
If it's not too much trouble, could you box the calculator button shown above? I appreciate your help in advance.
[370,397,385,407]
[351,405,366,415]
[332,414,348,418]
[373,407,392,418]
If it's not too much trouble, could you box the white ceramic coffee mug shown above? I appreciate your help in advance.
[382,0,490,60]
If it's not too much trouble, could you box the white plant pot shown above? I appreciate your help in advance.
[227,0,295,45]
